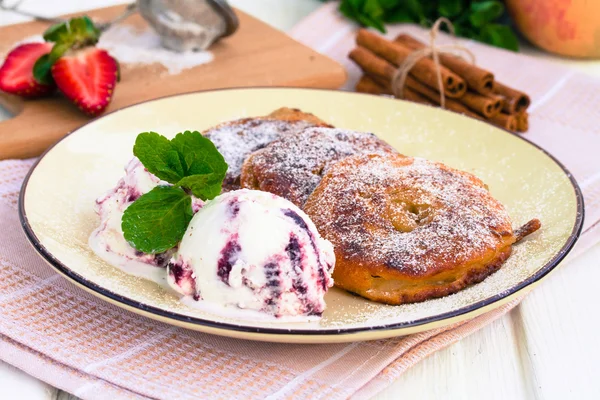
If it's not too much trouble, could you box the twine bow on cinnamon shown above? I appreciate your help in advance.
[391,17,475,108]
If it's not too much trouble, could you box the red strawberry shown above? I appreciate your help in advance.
[51,47,118,117]
[0,43,55,97]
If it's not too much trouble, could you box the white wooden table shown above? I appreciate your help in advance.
[1,2,599,399]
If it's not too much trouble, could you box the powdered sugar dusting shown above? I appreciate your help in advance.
[204,118,319,190]
[306,154,514,276]
[242,127,395,207]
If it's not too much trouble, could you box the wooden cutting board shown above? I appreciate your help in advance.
[0,5,347,160]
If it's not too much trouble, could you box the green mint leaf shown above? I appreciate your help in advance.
[170,131,227,199]
[356,13,387,32]
[479,24,519,51]
[177,173,223,201]
[378,0,399,10]
[121,186,193,254]
[339,0,387,33]
[468,1,504,28]
[362,0,384,20]
[402,0,426,24]
[133,132,185,184]
[438,0,464,18]
[383,8,415,23]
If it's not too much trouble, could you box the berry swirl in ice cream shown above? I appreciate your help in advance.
[89,157,204,281]
[167,189,335,318]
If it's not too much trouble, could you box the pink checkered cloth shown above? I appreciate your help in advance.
[1,4,599,399]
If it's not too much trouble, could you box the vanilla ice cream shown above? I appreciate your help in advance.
[89,157,203,281]
[167,189,335,318]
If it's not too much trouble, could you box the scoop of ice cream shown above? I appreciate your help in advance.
[89,157,203,280]
[167,189,335,318]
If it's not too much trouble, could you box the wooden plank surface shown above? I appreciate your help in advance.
[0,4,346,160]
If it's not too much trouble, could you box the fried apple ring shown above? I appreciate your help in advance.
[240,127,395,207]
[204,108,332,191]
[304,153,533,305]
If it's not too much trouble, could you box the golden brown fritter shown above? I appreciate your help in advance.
[304,153,525,305]
[204,108,332,191]
[241,127,396,207]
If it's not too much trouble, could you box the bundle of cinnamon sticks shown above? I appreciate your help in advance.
[351,29,530,132]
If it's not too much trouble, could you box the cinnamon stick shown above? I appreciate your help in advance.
[358,75,434,105]
[494,82,531,114]
[351,46,516,131]
[460,91,502,118]
[395,33,494,95]
[356,29,466,98]
[490,112,517,131]
[349,46,397,81]
[516,112,529,132]
[356,75,391,95]
[404,76,481,119]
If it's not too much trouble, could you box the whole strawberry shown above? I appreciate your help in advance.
[52,48,119,116]
[0,43,55,97]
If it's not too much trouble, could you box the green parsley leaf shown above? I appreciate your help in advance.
[121,186,193,254]
[133,132,185,184]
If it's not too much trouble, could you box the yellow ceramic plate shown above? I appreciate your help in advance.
[20,88,583,343]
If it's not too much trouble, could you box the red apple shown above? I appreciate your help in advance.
[505,0,600,58]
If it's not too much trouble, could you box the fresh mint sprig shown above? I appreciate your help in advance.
[121,131,227,254]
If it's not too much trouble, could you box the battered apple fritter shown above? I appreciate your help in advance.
[240,127,396,207]
[204,108,332,191]
[304,153,540,305]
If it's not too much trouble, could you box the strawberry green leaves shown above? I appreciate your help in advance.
[33,16,101,86]
[123,131,228,253]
